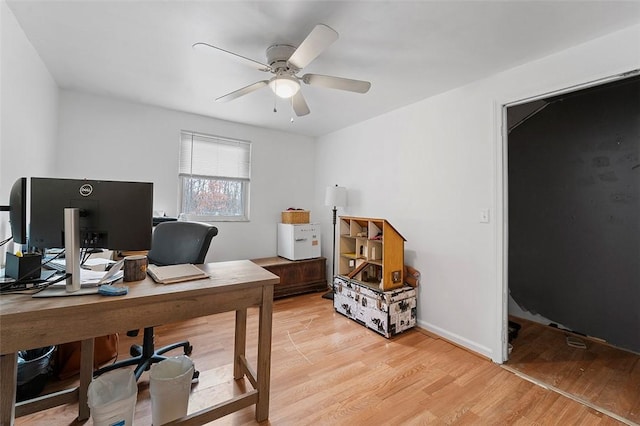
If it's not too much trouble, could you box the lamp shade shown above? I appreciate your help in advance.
[269,75,300,98]
[325,185,347,208]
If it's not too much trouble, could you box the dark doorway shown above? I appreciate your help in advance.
[507,75,639,353]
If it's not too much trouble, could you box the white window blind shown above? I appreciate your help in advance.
[179,132,251,180]
[178,131,251,221]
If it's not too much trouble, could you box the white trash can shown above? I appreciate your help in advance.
[149,355,194,425]
[88,369,137,426]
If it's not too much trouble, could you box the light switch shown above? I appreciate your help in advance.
[480,209,490,223]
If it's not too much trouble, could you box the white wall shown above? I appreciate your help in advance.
[314,24,640,363]
[57,90,316,262]
[0,1,58,263]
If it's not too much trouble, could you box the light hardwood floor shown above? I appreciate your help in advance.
[505,316,640,425]
[17,293,628,425]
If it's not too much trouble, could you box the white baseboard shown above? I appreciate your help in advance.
[417,319,498,362]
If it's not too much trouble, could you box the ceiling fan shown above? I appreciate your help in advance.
[193,24,371,117]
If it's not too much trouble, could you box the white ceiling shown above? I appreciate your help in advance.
[7,1,640,137]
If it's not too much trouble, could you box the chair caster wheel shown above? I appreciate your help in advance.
[130,345,142,357]
[192,369,200,383]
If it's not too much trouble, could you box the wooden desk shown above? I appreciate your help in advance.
[0,260,278,425]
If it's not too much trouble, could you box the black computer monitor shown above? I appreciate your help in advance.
[7,177,28,245]
[29,178,153,251]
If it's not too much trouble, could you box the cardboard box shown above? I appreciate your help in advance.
[333,275,416,338]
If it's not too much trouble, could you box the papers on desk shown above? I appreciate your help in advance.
[78,268,124,286]
[50,259,124,288]
[32,267,124,298]
[147,264,209,284]
[46,258,116,272]
[82,257,117,271]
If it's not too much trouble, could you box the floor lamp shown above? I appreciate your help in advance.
[322,185,347,300]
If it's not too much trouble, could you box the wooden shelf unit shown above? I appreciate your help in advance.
[338,216,406,291]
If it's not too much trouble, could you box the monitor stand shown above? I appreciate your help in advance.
[64,207,81,292]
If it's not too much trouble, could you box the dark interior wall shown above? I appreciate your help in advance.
[508,76,640,353]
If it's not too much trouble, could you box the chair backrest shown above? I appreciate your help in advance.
[147,221,218,266]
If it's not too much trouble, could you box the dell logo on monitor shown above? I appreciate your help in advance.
[79,184,93,197]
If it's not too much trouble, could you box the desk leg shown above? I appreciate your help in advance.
[255,284,274,422]
[1,352,18,425]
[78,338,94,421]
[234,309,247,380]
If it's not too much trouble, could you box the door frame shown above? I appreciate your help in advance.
[495,69,639,363]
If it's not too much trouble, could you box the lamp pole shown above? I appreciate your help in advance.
[331,204,338,279]
[323,185,346,300]
[322,204,338,300]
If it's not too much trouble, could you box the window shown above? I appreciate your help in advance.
[179,131,251,221]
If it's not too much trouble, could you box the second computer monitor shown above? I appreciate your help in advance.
[29,177,153,251]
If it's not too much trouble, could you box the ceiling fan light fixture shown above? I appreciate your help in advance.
[269,75,300,99]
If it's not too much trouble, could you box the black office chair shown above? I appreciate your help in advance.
[94,221,218,381]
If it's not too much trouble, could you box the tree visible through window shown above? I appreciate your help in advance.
[179,131,251,221]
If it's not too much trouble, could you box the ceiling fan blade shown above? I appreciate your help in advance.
[287,24,338,70]
[215,80,269,102]
[193,42,271,72]
[292,91,310,116]
[302,74,371,93]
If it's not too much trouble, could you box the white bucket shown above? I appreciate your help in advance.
[88,369,137,426]
[149,355,194,425]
